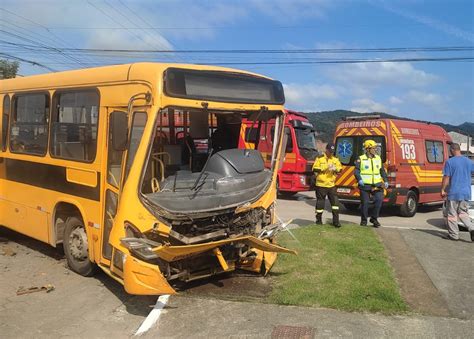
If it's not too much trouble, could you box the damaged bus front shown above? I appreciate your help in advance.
[106,66,295,295]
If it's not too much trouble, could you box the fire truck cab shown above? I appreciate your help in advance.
[334,115,452,217]
[239,110,319,196]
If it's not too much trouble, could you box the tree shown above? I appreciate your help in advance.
[0,59,20,79]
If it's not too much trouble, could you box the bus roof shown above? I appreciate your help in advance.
[0,62,274,93]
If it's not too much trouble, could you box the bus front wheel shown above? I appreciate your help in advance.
[63,216,96,276]
[400,190,418,217]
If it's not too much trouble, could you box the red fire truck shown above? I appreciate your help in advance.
[239,110,319,196]
[334,115,452,216]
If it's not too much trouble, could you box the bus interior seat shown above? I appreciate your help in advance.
[184,136,209,172]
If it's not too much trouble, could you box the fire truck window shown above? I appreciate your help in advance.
[425,140,444,163]
[336,137,354,165]
[295,128,316,150]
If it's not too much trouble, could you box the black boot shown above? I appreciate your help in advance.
[316,213,322,225]
[332,212,341,228]
[370,217,381,228]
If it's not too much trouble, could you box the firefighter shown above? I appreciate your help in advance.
[355,139,389,227]
[313,143,342,227]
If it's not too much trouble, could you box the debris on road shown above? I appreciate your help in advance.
[1,246,16,256]
[16,284,55,296]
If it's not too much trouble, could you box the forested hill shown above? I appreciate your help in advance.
[303,110,474,142]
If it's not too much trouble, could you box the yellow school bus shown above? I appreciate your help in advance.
[0,63,294,295]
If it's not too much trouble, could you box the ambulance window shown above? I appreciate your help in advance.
[336,137,354,165]
[425,140,444,163]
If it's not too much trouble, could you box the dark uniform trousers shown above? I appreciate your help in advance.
[359,186,383,222]
[316,186,339,214]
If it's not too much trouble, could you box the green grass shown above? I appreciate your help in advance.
[268,224,408,314]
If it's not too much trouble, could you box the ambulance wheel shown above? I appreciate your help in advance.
[63,216,96,276]
[400,190,418,217]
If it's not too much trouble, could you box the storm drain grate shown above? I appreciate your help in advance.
[271,325,315,339]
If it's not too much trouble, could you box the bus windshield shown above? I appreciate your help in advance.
[141,108,284,213]
[335,135,386,165]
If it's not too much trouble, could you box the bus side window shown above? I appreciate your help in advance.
[10,93,49,155]
[2,95,9,151]
[50,90,99,162]
[107,111,126,188]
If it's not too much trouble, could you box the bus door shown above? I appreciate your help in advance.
[102,109,148,273]
[100,110,125,269]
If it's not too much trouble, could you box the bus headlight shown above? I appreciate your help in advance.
[120,238,159,261]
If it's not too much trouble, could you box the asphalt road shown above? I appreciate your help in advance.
[276,191,446,230]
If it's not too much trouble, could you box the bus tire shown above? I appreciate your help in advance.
[63,216,96,276]
[400,190,418,217]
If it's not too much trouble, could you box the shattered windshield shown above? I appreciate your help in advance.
[140,108,283,212]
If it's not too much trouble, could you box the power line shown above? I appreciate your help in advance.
[0,9,95,67]
[0,53,57,72]
[201,57,474,65]
[0,41,472,54]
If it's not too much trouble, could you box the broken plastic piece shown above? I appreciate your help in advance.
[16,284,55,296]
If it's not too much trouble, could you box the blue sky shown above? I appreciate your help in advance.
[1,0,473,124]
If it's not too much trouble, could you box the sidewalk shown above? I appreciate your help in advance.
[146,295,473,338]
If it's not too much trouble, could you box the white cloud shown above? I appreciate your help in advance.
[389,96,403,105]
[329,62,438,88]
[350,98,388,113]
[87,30,173,51]
[406,90,444,108]
[283,83,340,110]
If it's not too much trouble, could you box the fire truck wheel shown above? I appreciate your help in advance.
[63,216,97,276]
[400,190,418,217]
[279,191,297,198]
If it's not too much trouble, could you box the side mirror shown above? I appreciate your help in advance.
[111,111,128,151]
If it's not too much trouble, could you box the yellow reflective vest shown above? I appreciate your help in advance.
[358,154,383,185]
[312,153,342,188]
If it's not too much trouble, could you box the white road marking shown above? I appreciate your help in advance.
[379,225,447,231]
[134,294,170,336]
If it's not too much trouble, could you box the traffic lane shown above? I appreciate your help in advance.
[276,191,445,230]
[0,227,154,338]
